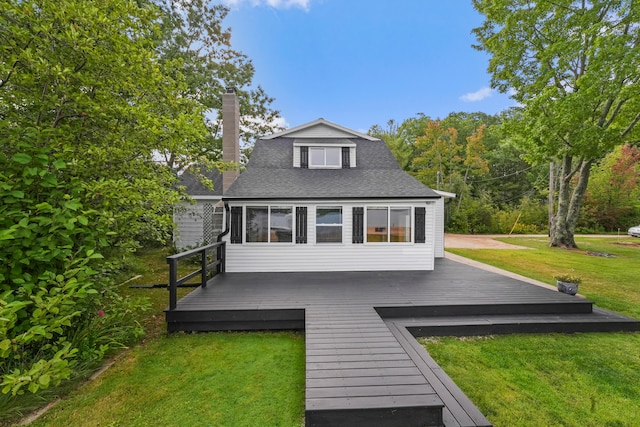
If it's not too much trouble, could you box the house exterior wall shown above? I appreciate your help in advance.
[223,200,436,272]
[435,196,445,258]
[173,199,223,249]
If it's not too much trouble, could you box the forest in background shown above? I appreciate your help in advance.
[369,112,640,234]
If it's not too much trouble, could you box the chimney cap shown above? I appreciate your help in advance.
[226,87,236,94]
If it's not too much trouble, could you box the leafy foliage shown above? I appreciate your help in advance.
[473,0,640,247]
[1,0,276,404]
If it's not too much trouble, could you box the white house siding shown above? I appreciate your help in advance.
[224,200,436,272]
[434,197,445,258]
[173,199,222,249]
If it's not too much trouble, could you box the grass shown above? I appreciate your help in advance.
[14,237,640,426]
[29,332,305,427]
[421,333,640,427]
[13,248,306,427]
[423,236,640,427]
[447,236,640,319]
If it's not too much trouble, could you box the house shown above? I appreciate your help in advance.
[174,90,448,269]
[173,89,241,250]
[172,168,224,249]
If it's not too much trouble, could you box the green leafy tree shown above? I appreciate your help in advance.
[581,144,640,230]
[0,0,203,402]
[473,0,640,248]
[368,119,417,170]
[153,0,281,171]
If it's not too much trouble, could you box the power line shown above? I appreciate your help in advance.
[467,166,533,183]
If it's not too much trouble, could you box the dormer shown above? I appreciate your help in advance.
[262,118,379,169]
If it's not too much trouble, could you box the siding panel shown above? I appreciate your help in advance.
[225,201,436,272]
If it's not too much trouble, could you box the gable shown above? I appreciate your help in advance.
[263,118,378,141]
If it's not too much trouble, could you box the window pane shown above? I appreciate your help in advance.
[246,207,268,242]
[316,206,342,243]
[309,147,324,166]
[316,226,342,243]
[390,208,411,242]
[325,147,340,166]
[316,207,342,225]
[270,207,292,242]
[367,207,388,242]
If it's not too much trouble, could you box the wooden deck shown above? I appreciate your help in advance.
[165,258,640,427]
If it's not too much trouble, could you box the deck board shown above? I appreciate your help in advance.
[165,258,640,427]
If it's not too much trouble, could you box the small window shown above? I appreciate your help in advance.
[246,206,293,243]
[316,206,342,243]
[309,147,341,168]
[366,207,411,243]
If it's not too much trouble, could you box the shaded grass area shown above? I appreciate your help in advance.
[29,332,305,427]
[427,236,640,426]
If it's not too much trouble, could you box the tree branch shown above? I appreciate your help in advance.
[621,111,640,138]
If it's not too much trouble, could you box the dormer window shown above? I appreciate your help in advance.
[310,147,341,168]
[295,141,356,169]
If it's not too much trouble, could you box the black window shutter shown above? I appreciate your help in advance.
[296,207,307,244]
[342,147,350,169]
[415,207,426,243]
[300,146,308,169]
[230,206,243,244]
[352,207,364,244]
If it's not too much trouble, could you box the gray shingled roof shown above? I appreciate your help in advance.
[224,137,439,200]
[179,167,223,197]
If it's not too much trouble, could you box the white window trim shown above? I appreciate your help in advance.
[293,142,356,168]
[309,146,341,169]
[364,206,413,244]
[315,205,344,244]
[245,205,295,244]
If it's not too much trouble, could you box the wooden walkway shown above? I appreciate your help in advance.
[165,258,639,427]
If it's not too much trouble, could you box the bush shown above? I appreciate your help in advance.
[0,145,146,412]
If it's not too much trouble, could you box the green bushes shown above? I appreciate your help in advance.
[447,196,548,234]
[0,144,146,417]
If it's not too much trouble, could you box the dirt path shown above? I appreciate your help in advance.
[444,234,536,249]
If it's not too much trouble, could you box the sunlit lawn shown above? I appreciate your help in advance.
[426,236,640,426]
[18,238,640,426]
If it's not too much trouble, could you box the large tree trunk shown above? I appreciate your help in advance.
[550,155,592,248]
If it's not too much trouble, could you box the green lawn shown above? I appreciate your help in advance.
[16,238,640,426]
[424,236,640,426]
[28,332,305,427]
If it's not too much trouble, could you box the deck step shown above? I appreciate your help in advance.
[376,300,594,318]
[165,308,305,332]
[393,308,640,337]
[305,306,445,427]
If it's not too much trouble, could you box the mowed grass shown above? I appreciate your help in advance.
[424,236,640,427]
[24,248,305,427]
[29,332,305,427]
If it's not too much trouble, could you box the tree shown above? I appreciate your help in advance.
[473,0,640,248]
[581,144,640,230]
[368,119,417,170]
[153,0,281,172]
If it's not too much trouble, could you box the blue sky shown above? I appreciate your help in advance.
[224,0,516,132]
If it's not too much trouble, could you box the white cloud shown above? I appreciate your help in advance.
[460,87,493,102]
[223,0,311,10]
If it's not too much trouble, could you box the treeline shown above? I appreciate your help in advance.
[369,113,640,234]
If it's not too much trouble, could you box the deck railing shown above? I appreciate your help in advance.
[166,241,226,311]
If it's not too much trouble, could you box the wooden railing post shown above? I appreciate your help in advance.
[167,257,178,311]
[201,246,208,288]
[166,241,226,312]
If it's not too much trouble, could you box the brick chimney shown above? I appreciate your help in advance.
[222,87,240,193]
